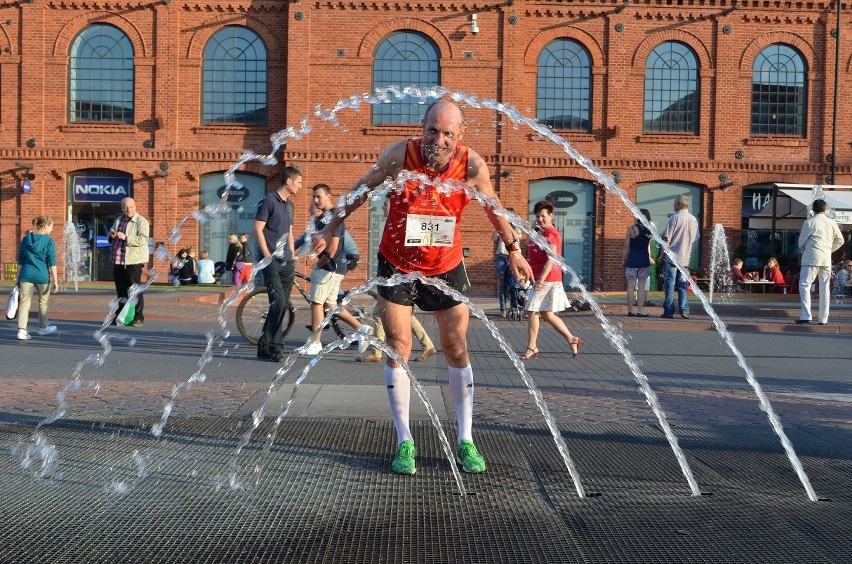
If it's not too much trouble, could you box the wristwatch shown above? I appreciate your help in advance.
[507,238,521,253]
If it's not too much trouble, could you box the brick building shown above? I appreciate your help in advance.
[1,0,849,293]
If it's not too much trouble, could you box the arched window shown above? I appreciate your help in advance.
[643,41,699,134]
[203,26,268,126]
[372,32,440,125]
[69,25,134,124]
[536,39,592,131]
[751,44,806,136]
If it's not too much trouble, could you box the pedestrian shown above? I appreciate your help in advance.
[520,200,583,360]
[623,209,654,317]
[492,207,521,317]
[312,99,533,475]
[797,199,844,324]
[15,215,60,340]
[302,183,373,356]
[656,194,699,319]
[197,250,216,284]
[236,233,254,285]
[108,197,149,327]
[225,234,241,285]
[254,165,300,362]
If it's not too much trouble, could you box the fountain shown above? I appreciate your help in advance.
[20,86,819,502]
[708,223,734,303]
[62,221,82,292]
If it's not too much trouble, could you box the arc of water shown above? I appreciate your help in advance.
[229,272,585,497]
[458,96,818,501]
[345,173,700,495]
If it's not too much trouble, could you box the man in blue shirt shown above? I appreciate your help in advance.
[254,165,300,362]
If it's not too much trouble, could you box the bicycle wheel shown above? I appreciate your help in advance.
[236,287,295,346]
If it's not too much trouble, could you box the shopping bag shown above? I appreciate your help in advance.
[116,301,136,326]
[5,285,19,320]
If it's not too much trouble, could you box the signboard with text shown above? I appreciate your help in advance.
[73,176,132,203]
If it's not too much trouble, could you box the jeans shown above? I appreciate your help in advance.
[113,263,144,321]
[662,260,689,316]
[495,254,513,312]
[257,259,295,358]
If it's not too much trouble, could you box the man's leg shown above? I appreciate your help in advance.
[126,264,144,321]
[495,256,508,313]
[435,304,485,473]
[410,313,434,350]
[257,260,292,358]
[662,262,676,316]
[799,266,816,321]
[675,267,689,315]
[817,266,831,323]
[382,298,415,447]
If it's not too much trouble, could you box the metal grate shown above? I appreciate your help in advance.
[1,418,849,563]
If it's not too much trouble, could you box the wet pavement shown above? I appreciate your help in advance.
[1,284,850,562]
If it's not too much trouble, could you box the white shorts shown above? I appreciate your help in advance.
[309,269,344,305]
[625,267,651,280]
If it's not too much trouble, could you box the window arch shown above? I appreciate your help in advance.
[69,24,134,124]
[643,41,699,134]
[536,39,592,131]
[202,26,268,126]
[751,44,806,136]
[372,31,440,125]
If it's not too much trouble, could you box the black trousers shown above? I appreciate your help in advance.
[113,263,144,321]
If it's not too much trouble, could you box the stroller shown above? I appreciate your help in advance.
[505,271,530,321]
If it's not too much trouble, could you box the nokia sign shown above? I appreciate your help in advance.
[73,176,132,203]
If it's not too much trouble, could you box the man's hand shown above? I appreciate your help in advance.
[508,252,534,284]
[311,229,333,268]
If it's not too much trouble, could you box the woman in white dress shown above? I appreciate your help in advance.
[520,200,583,360]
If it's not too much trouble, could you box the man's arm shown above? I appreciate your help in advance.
[127,217,150,247]
[254,219,271,259]
[312,140,407,255]
[832,224,845,252]
[466,149,534,281]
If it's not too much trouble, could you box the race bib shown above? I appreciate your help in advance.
[404,214,456,247]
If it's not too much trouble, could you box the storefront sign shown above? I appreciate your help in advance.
[216,184,250,202]
[545,190,578,208]
[73,176,131,203]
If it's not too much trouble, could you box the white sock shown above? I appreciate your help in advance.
[448,365,474,443]
[385,365,412,445]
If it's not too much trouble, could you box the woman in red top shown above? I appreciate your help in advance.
[763,256,786,286]
[521,200,583,360]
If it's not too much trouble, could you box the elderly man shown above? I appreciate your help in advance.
[313,99,533,476]
[797,199,844,324]
[108,197,150,327]
[657,194,699,319]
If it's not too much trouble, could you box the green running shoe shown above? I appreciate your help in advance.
[457,439,487,473]
[391,439,416,475]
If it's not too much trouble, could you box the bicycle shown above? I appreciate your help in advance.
[236,271,364,345]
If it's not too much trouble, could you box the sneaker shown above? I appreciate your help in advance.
[391,439,416,475]
[301,342,323,356]
[356,324,374,354]
[456,439,487,473]
[16,329,31,340]
[130,319,143,327]
[37,325,57,336]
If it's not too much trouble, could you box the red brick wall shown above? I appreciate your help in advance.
[0,1,846,294]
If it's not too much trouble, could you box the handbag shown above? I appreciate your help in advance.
[116,301,136,326]
[5,285,19,320]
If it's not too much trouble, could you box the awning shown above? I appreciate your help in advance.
[772,184,852,225]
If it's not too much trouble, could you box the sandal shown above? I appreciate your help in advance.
[519,347,539,360]
[569,337,583,358]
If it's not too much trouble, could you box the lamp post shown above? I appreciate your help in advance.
[831,1,841,184]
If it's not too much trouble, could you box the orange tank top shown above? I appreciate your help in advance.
[379,138,471,276]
